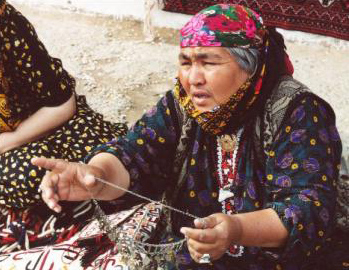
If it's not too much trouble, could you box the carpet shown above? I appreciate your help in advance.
[163,0,349,41]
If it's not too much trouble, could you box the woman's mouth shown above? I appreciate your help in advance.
[191,92,211,106]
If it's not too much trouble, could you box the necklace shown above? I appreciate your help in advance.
[217,128,245,258]
[217,128,243,204]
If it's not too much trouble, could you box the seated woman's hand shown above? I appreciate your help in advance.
[31,157,106,213]
[0,132,16,154]
[180,213,242,263]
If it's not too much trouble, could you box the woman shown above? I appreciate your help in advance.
[0,0,127,253]
[32,3,345,270]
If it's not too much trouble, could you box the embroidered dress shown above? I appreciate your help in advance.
[0,2,127,254]
[88,77,344,269]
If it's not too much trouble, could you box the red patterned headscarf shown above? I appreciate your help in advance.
[180,4,266,49]
[175,4,274,135]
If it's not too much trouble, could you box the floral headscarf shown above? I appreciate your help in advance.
[180,4,266,49]
[175,4,269,135]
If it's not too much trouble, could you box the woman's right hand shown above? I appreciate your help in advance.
[31,157,106,213]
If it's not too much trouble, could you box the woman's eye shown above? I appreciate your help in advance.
[180,62,191,66]
[203,62,217,66]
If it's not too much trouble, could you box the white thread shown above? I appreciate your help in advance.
[93,177,200,220]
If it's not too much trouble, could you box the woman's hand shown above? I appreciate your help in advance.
[180,213,242,263]
[32,157,106,213]
[0,132,16,154]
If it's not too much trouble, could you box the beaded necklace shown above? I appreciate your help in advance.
[217,127,244,257]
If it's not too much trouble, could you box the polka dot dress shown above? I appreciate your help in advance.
[0,0,127,254]
[0,95,127,208]
[0,2,128,208]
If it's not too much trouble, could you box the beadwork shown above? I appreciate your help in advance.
[217,128,245,258]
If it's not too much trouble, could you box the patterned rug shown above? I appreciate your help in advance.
[163,0,349,41]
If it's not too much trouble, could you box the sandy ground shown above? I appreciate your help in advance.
[11,2,349,158]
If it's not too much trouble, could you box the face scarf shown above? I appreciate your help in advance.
[174,4,268,135]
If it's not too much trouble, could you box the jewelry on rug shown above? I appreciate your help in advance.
[92,199,185,270]
[89,177,201,270]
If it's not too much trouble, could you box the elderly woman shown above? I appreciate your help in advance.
[0,0,127,253]
[32,3,344,270]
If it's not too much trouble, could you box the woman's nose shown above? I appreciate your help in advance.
[188,65,205,86]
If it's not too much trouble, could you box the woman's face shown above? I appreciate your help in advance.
[178,47,249,112]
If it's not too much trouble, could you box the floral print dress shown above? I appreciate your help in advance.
[89,83,343,270]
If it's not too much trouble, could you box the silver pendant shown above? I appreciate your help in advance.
[218,187,234,202]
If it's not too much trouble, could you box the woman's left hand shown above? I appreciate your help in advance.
[0,132,16,154]
[180,213,242,263]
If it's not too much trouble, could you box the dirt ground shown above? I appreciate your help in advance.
[12,2,349,157]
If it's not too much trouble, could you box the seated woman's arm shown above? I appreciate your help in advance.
[183,94,341,263]
[33,91,180,211]
[0,2,76,154]
[0,94,76,154]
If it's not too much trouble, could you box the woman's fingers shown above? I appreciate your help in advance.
[183,228,224,261]
[181,214,235,262]
[187,244,204,263]
[181,227,216,244]
[31,157,67,173]
[33,157,105,205]
[40,172,62,213]
[194,216,217,229]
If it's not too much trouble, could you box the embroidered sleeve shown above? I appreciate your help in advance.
[263,95,342,262]
[0,3,74,117]
[86,92,179,199]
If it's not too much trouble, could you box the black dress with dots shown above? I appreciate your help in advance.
[0,1,127,253]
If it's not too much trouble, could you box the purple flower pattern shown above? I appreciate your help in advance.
[299,189,319,202]
[285,205,302,224]
[142,127,157,140]
[247,181,257,199]
[290,129,307,143]
[276,175,292,187]
[303,158,320,173]
[276,152,293,169]
[291,105,305,123]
